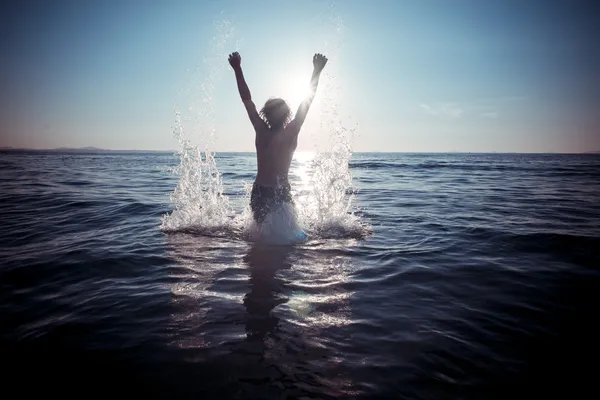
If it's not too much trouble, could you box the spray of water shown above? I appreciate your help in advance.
[297,7,369,239]
[160,21,238,235]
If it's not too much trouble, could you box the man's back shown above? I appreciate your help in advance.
[254,124,299,187]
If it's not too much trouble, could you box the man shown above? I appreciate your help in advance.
[228,51,328,224]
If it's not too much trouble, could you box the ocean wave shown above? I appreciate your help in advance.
[349,161,600,177]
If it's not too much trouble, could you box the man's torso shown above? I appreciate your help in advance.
[254,125,298,187]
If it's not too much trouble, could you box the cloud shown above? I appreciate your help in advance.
[420,96,526,120]
[420,102,464,119]
[419,103,436,114]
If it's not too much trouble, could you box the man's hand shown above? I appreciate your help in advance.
[313,53,328,72]
[228,52,242,70]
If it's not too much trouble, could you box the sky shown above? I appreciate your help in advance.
[1,0,598,152]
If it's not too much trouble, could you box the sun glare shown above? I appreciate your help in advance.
[281,77,311,110]
[293,151,316,162]
[291,151,316,209]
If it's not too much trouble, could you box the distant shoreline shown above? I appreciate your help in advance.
[0,147,175,154]
[1,147,598,155]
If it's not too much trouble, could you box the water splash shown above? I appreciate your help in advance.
[160,111,234,235]
[160,20,238,235]
[298,7,370,239]
[248,203,308,245]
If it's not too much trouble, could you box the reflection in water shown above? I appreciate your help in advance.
[164,234,360,397]
[242,244,293,345]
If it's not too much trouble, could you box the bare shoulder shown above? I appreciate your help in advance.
[254,125,270,145]
[256,123,271,136]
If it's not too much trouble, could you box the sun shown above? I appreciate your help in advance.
[281,77,311,111]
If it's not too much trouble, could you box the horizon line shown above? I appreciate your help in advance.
[0,146,597,155]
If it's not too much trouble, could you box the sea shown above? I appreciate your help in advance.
[1,149,599,399]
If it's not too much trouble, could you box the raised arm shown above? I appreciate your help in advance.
[292,53,328,128]
[228,52,264,131]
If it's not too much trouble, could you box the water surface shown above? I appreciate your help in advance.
[1,151,599,399]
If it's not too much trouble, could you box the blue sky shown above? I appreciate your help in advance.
[1,0,598,152]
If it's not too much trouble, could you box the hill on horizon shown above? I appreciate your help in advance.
[0,146,174,153]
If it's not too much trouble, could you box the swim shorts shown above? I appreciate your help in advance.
[250,182,293,223]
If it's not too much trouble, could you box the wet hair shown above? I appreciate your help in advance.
[259,98,292,130]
